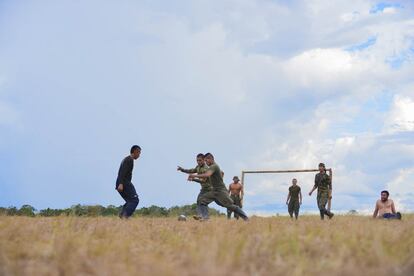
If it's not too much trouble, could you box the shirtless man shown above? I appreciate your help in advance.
[373,190,402,219]
[227,176,244,219]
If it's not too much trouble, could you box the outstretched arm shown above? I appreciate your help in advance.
[187,174,207,184]
[190,178,203,183]
[188,169,214,180]
[177,166,197,174]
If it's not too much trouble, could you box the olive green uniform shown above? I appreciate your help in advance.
[183,164,212,198]
[198,163,248,220]
[227,193,242,219]
[288,185,301,219]
[182,164,212,217]
[314,172,333,219]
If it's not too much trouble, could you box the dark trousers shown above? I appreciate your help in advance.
[196,189,211,218]
[288,200,300,219]
[227,194,242,219]
[382,213,401,220]
[118,183,139,218]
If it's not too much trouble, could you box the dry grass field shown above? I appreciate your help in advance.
[0,215,413,276]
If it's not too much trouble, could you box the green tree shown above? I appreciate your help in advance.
[102,205,121,216]
[70,204,88,216]
[18,205,36,217]
[6,206,18,216]
[86,205,105,216]
[0,207,8,216]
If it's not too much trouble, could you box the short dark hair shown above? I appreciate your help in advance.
[318,163,325,168]
[196,153,205,159]
[381,190,389,196]
[130,145,141,154]
[204,152,214,159]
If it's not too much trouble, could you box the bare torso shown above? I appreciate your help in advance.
[376,199,395,217]
[229,182,243,196]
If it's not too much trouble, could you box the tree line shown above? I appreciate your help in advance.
[0,204,224,217]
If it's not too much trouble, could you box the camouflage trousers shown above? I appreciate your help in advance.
[198,188,248,220]
[227,194,242,219]
[317,191,332,219]
[196,188,212,218]
[288,200,300,219]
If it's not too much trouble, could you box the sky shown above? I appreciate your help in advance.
[0,0,413,215]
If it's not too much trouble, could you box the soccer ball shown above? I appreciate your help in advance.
[178,214,187,221]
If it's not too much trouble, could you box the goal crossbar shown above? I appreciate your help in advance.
[242,169,330,174]
[241,168,333,211]
[241,168,332,182]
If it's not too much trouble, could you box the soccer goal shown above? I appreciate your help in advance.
[241,168,333,211]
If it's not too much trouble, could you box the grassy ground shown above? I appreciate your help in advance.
[0,215,413,276]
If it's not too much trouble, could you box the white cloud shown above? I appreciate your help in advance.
[384,95,414,133]
[0,0,413,213]
[382,7,398,15]
[284,48,356,88]
[386,168,414,211]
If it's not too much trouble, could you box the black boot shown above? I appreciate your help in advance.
[199,205,210,220]
[234,207,249,221]
[325,210,334,219]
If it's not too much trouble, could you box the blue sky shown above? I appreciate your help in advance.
[0,0,413,215]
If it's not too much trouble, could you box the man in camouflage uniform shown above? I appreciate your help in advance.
[189,153,248,221]
[177,153,212,219]
[286,178,302,220]
[309,163,334,220]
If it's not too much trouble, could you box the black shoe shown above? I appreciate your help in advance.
[396,212,402,220]
[328,212,334,219]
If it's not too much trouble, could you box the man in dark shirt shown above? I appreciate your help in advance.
[177,153,212,220]
[189,153,248,221]
[309,163,334,220]
[116,145,141,219]
[286,178,302,220]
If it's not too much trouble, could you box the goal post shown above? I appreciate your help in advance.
[241,168,333,211]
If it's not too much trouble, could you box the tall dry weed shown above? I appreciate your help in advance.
[0,215,413,276]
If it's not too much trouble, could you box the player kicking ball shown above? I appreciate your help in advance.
[189,153,248,221]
